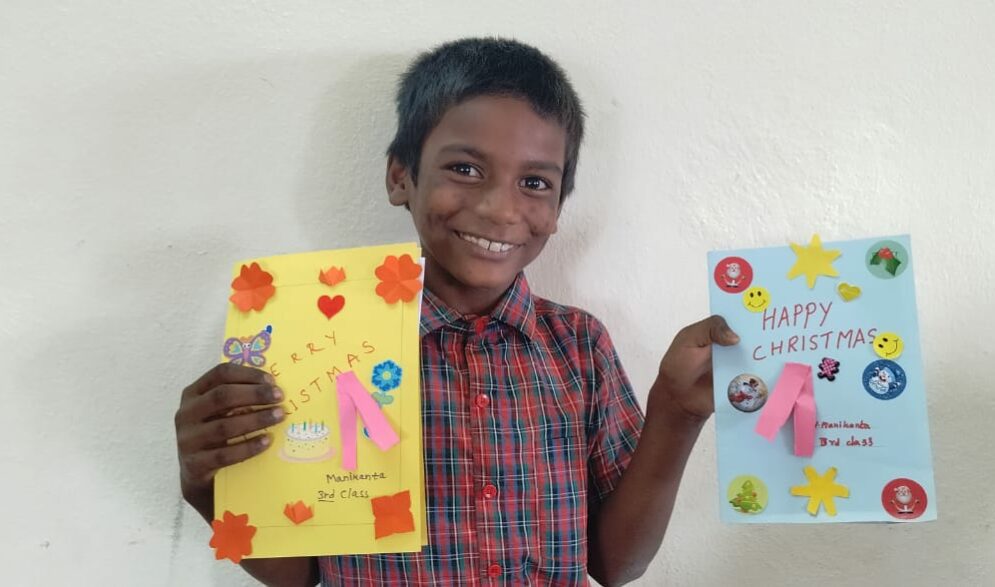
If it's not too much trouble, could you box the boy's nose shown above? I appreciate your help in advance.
[475,182,519,225]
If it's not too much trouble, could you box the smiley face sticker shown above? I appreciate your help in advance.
[873,332,904,360]
[742,286,770,313]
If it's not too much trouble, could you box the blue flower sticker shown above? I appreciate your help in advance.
[371,360,402,393]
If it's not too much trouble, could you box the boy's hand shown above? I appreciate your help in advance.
[652,315,739,422]
[174,363,285,517]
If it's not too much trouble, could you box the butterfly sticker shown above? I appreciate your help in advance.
[223,325,272,367]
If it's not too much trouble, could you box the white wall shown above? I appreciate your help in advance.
[3,1,993,585]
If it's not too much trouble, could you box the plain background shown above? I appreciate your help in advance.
[3,1,993,585]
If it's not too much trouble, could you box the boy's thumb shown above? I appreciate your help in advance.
[707,315,740,346]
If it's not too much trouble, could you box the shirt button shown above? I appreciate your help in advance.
[487,563,502,578]
[474,394,490,409]
[482,483,498,499]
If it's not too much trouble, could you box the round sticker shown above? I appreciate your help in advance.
[872,331,905,360]
[714,256,754,293]
[881,478,927,520]
[727,475,768,514]
[866,240,910,279]
[742,286,771,313]
[862,360,907,400]
[727,374,769,412]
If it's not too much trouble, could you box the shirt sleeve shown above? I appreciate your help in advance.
[585,319,645,503]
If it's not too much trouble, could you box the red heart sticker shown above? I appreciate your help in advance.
[317,295,345,319]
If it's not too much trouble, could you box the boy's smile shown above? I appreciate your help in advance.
[387,95,567,314]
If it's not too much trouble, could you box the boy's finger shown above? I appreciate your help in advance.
[183,363,275,399]
[708,315,740,346]
[183,383,283,424]
[181,434,272,483]
[179,407,285,453]
[678,315,740,347]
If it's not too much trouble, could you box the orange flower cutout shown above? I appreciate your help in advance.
[319,265,346,287]
[370,490,415,539]
[229,262,275,312]
[283,500,314,525]
[374,254,423,304]
[209,511,256,564]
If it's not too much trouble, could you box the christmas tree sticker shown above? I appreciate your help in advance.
[729,479,765,514]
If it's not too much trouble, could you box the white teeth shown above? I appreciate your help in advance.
[459,232,515,253]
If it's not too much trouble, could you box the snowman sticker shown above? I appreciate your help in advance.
[727,374,769,412]
[862,359,907,400]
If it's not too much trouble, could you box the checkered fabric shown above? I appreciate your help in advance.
[320,273,644,585]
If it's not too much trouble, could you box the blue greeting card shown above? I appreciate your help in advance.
[708,235,936,523]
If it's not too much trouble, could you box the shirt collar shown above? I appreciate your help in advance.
[419,272,537,340]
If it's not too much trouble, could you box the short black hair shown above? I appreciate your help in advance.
[387,37,586,199]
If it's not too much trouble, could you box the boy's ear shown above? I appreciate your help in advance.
[386,156,414,208]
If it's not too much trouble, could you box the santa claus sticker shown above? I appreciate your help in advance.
[881,478,927,520]
[714,256,754,293]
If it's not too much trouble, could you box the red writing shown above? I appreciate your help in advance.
[819,435,875,448]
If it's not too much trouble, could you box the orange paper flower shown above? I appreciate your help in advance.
[374,254,422,304]
[370,490,415,539]
[229,262,276,312]
[209,511,256,564]
[319,265,346,287]
[283,500,314,525]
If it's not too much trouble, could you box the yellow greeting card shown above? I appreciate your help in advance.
[212,243,427,560]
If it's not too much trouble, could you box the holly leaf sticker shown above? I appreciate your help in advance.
[885,257,901,276]
[869,253,882,266]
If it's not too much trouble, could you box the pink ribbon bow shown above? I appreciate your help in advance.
[754,362,816,457]
[336,371,400,470]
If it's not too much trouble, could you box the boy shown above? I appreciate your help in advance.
[174,38,738,586]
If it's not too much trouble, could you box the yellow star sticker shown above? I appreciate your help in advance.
[790,466,850,516]
[787,234,841,289]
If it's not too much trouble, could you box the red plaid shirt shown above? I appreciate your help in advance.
[319,273,644,585]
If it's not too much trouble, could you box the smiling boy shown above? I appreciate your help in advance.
[175,38,738,586]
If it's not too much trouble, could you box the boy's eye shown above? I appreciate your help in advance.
[520,176,551,191]
[449,163,481,178]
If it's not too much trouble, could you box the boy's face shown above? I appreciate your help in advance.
[387,95,566,306]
